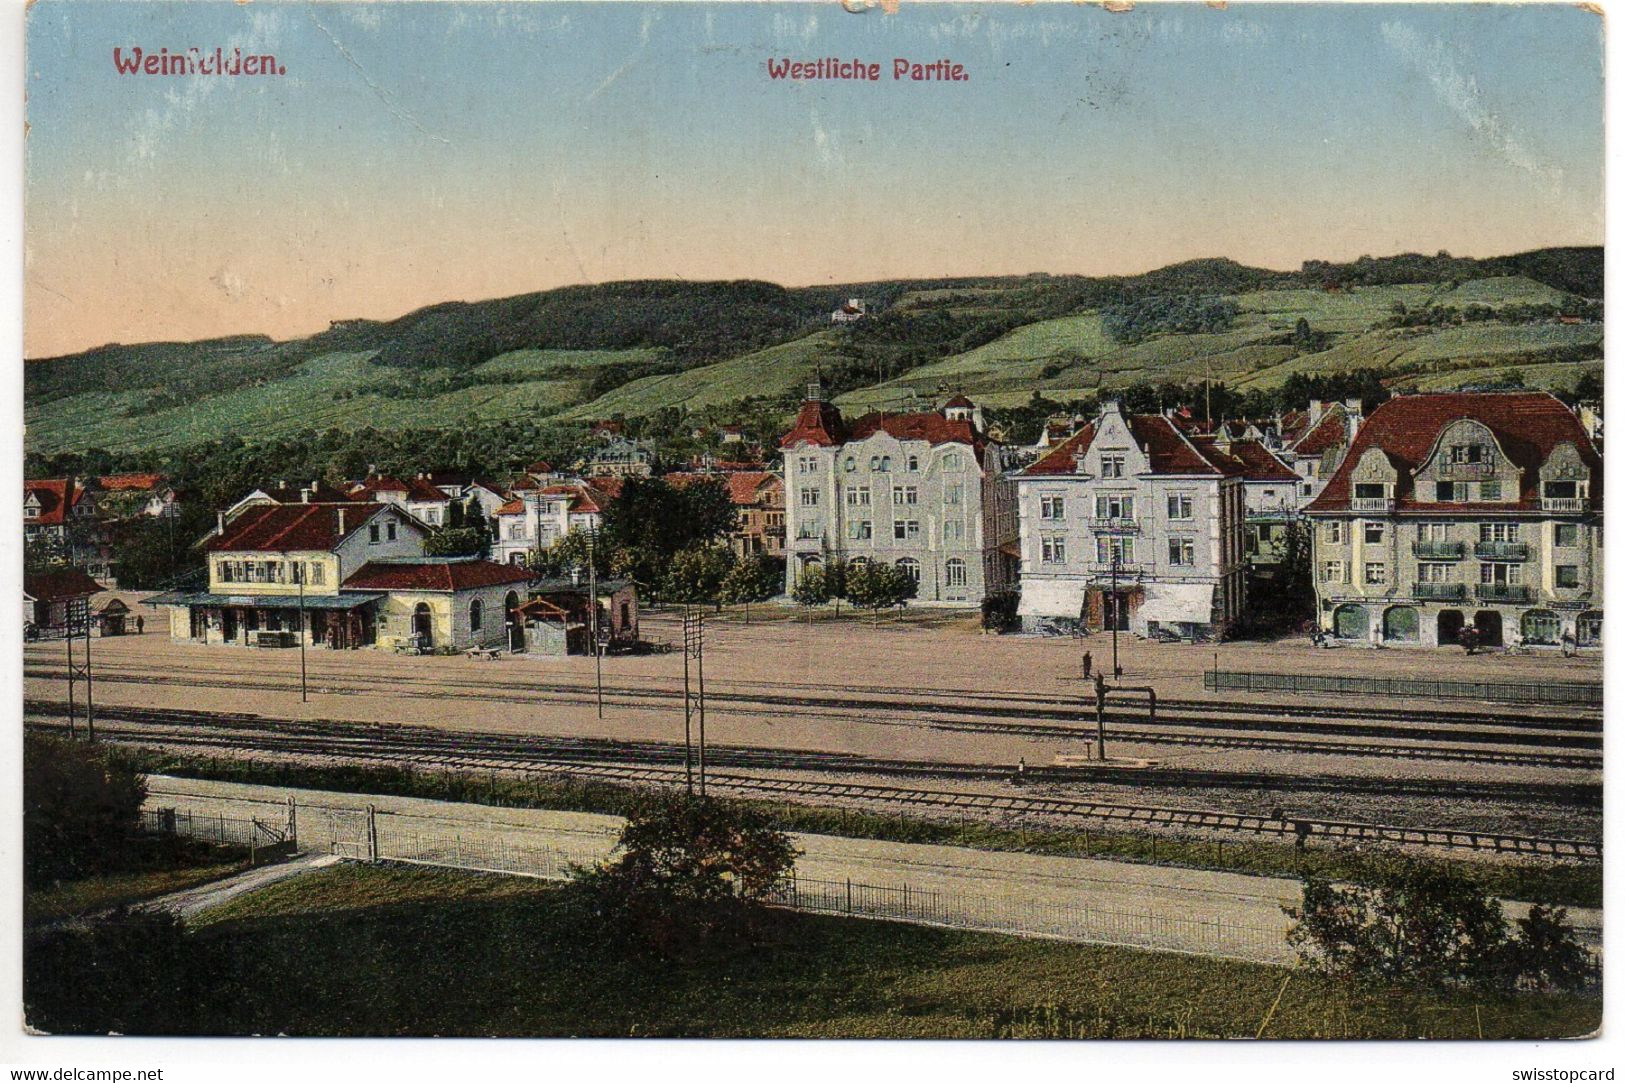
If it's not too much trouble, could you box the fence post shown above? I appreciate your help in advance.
[846,878,853,914]
[218,811,226,845]
[286,796,298,851]
[366,804,379,862]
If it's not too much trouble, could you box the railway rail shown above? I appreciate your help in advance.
[24,703,1602,860]
[22,659,1604,768]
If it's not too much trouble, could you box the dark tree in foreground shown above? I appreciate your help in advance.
[572,791,800,956]
[24,735,148,888]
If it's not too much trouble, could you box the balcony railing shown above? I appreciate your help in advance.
[1542,496,1588,513]
[1350,497,1393,513]
[1412,540,1465,560]
[1088,517,1140,534]
[1474,541,1528,560]
[1475,583,1530,602]
[1412,582,1466,601]
[1088,562,1148,578]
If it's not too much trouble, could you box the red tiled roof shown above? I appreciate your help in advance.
[943,394,974,408]
[1025,415,1243,478]
[847,411,985,451]
[1305,392,1601,514]
[495,498,524,516]
[24,567,104,601]
[250,481,364,505]
[586,476,625,501]
[780,400,845,448]
[343,560,535,592]
[204,503,397,553]
[97,472,166,492]
[1290,407,1349,458]
[663,471,780,506]
[526,461,553,474]
[1223,439,1300,483]
[24,479,79,525]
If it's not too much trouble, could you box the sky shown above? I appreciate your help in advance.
[22,1,1604,358]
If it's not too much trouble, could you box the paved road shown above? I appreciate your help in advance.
[142,775,1601,966]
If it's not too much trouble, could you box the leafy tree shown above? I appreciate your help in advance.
[424,527,485,558]
[844,562,915,624]
[662,545,737,607]
[599,477,737,590]
[789,563,831,622]
[570,791,799,956]
[1284,857,1595,993]
[525,528,611,581]
[24,735,148,888]
[720,553,783,622]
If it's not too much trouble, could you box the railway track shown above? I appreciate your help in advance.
[28,708,1599,862]
[22,660,1604,768]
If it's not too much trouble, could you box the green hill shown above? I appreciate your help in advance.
[24,249,1602,458]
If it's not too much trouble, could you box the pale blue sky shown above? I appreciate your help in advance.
[24,2,1604,355]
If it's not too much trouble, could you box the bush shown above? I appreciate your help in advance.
[25,735,148,889]
[571,791,799,957]
[1284,859,1595,994]
[25,908,192,1035]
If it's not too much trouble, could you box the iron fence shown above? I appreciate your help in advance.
[139,806,282,849]
[1204,669,1601,707]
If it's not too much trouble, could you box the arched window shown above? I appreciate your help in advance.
[470,599,483,633]
[896,558,921,584]
[1520,609,1560,645]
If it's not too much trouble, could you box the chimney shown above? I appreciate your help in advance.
[338,508,346,535]
[216,511,225,536]
[300,487,312,503]
[1102,399,1123,418]
[1308,400,1324,427]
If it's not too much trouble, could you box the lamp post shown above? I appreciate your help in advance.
[1110,552,1122,678]
[297,561,308,703]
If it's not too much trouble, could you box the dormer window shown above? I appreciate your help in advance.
[1101,455,1126,478]
[1354,483,1385,499]
[1448,444,1493,466]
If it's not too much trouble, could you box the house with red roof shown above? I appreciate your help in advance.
[779,383,1019,605]
[491,482,614,565]
[146,502,431,648]
[350,473,457,528]
[97,472,179,520]
[1303,391,1601,649]
[665,470,785,559]
[343,558,535,652]
[1275,399,1362,503]
[1192,431,1304,567]
[24,478,113,582]
[1014,400,1249,638]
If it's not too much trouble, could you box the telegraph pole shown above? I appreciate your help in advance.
[1110,553,1122,678]
[682,606,696,795]
[65,622,77,740]
[696,613,707,797]
[297,561,308,703]
[586,530,603,719]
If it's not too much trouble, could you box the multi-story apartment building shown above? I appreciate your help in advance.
[1015,401,1249,638]
[666,470,786,560]
[1303,391,1602,648]
[779,389,1019,606]
[491,482,611,565]
[23,477,114,582]
[1275,399,1360,503]
[1206,436,1304,568]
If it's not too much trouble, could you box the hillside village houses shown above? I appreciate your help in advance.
[1015,401,1250,638]
[779,386,1020,605]
[24,477,116,583]
[492,481,612,565]
[1303,390,1603,650]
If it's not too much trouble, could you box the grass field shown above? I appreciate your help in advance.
[30,863,1595,1038]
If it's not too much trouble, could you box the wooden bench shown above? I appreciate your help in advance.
[465,646,503,661]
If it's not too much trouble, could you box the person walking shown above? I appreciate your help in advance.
[135,614,144,635]
[1082,651,1093,679]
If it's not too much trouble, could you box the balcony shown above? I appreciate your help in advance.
[1412,540,1465,560]
[1088,562,1148,579]
[1474,540,1528,560]
[1475,583,1530,602]
[1412,582,1466,601]
[1088,517,1140,534]
[1350,497,1393,513]
[1542,496,1588,513]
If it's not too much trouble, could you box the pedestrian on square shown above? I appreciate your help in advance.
[1082,651,1092,679]
[135,615,144,635]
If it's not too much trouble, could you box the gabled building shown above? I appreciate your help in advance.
[224,481,365,523]
[147,502,431,648]
[491,482,613,565]
[779,387,1018,606]
[1015,401,1249,639]
[1276,399,1362,503]
[97,473,179,519]
[580,436,655,479]
[665,470,785,559]
[24,567,104,634]
[341,558,535,652]
[1195,434,1304,566]
[350,474,456,528]
[1303,391,1602,648]
[23,478,112,581]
